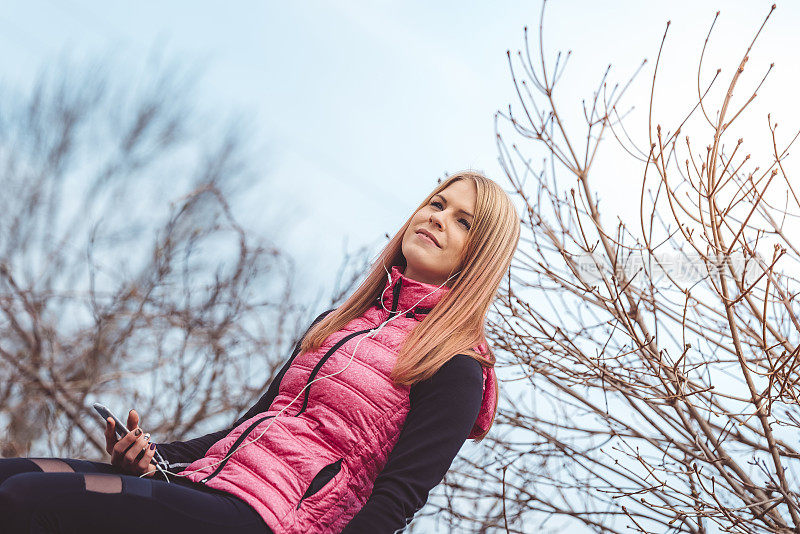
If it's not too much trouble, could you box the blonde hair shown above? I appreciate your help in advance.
[299,170,520,440]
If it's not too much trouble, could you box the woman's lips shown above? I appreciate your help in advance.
[416,232,439,247]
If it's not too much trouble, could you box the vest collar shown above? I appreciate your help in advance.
[377,265,450,318]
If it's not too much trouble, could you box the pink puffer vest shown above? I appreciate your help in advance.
[179,265,497,533]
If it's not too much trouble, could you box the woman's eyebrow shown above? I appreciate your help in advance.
[434,194,474,218]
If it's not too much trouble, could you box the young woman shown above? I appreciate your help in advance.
[0,170,520,533]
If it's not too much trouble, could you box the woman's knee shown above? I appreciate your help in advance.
[0,472,56,503]
[0,458,52,486]
[0,457,113,484]
[0,459,56,525]
[0,471,91,532]
[0,472,45,530]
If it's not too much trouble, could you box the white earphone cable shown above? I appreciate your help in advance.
[142,265,458,480]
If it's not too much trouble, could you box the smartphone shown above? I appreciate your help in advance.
[93,403,166,467]
[93,403,130,440]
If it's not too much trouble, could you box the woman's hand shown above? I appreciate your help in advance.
[104,409,158,477]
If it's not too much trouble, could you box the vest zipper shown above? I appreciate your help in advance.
[200,309,387,483]
[295,328,374,416]
[390,276,402,315]
[296,457,344,510]
[200,415,274,483]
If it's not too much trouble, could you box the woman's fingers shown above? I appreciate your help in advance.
[136,442,157,476]
[112,432,151,475]
[104,417,117,454]
[112,427,140,469]
[122,429,148,468]
[126,409,140,433]
[106,408,153,475]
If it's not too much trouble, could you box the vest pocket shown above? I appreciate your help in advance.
[296,458,344,510]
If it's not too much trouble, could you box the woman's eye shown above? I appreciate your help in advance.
[430,201,470,230]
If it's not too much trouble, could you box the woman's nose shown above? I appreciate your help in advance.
[429,212,444,229]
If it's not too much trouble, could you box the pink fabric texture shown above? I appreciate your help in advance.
[178,265,496,533]
[469,343,496,439]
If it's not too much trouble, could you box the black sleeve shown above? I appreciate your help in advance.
[341,354,484,533]
[156,309,335,467]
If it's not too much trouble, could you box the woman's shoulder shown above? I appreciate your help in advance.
[407,354,485,421]
[418,354,483,389]
[444,353,484,372]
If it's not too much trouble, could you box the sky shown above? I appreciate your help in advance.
[2,1,799,530]
[1,0,797,304]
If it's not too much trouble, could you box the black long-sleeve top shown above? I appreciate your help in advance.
[156,311,484,533]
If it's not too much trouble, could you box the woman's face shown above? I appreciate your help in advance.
[401,179,477,286]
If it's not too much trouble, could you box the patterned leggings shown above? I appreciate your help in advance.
[0,457,271,533]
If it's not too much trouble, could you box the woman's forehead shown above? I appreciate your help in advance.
[435,180,476,208]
